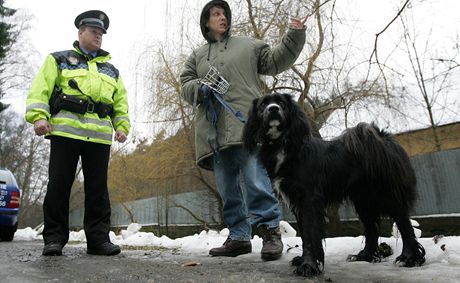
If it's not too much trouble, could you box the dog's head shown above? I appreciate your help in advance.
[243,93,311,153]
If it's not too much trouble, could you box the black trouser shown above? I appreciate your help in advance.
[43,136,111,248]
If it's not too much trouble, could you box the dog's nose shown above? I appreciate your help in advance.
[268,104,280,113]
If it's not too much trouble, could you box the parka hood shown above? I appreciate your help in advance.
[200,0,232,43]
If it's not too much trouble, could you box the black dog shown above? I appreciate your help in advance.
[243,93,426,277]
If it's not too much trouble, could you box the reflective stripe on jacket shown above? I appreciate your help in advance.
[25,41,130,145]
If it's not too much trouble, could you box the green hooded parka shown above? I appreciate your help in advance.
[180,0,306,170]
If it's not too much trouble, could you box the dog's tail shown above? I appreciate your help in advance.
[341,122,417,207]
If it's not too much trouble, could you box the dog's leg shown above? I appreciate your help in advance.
[291,212,304,267]
[347,203,380,263]
[391,212,426,267]
[290,201,324,277]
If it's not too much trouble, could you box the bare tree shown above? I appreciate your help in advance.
[129,40,223,225]
[118,0,460,235]
[0,3,36,109]
[397,16,460,151]
[367,1,460,151]
[0,110,49,227]
[230,0,399,234]
[124,0,409,234]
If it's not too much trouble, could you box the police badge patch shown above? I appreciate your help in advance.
[68,56,79,66]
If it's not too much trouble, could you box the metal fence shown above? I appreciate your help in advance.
[69,190,221,228]
[338,148,460,219]
[69,148,460,228]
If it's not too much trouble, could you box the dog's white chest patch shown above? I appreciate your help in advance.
[267,121,281,139]
[273,178,283,194]
[273,177,290,208]
[275,150,285,174]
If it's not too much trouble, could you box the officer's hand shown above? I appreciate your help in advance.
[34,119,52,136]
[114,131,127,143]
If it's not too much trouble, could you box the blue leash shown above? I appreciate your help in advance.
[202,85,245,124]
[211,91,246,123]
[203,86,220,155]
[202,85,245,154]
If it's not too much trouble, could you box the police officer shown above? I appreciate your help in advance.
[25,10,130,256]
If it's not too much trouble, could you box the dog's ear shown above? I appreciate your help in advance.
[284,93,311,142]
[242,97,261,153]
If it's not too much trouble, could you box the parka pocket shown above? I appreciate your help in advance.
[60,69,87,93]
[100,75,117,103]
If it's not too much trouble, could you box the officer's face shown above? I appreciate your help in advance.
[79,26,104,52]
[207,6,227,40]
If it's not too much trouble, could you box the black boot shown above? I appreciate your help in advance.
[260,226,283,261]
[42,242,63,256]
[87,242,121,256]
[209,237,252,257]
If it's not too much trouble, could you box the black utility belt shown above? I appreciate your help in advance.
[52,94,113,118]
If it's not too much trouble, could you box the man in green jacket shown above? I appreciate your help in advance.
[180,0,306,260]
[25,10,130,256]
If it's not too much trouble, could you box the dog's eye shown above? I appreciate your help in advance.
[258,102,266,110]
[279,101,285,108]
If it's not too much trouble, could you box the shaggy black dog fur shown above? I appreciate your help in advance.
[243,93,426,277]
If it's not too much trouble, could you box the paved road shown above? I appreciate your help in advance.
[0,240,326,283]
[0,240,442,283]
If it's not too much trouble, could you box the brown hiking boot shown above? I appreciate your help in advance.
[209,237,252,257]
[260,226,283,261]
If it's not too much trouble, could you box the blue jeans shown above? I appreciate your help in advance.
[213,146,281,241]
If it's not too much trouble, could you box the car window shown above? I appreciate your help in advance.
[0,170,18,187]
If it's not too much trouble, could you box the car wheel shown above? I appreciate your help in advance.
[0,223,18,241]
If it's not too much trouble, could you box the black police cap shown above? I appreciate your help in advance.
[74,10,109,34]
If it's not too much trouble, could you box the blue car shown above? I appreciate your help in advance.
[0,168,21,241]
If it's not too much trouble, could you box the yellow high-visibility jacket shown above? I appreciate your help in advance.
[25,41,130,145]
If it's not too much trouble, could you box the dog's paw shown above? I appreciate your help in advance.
[291,256,303,266]
[346,254,359,262]
[294,262,322,277]
[346,251,381,263]
[291,256,322,277]
[395,243,426,267]
[395,254,425,267]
